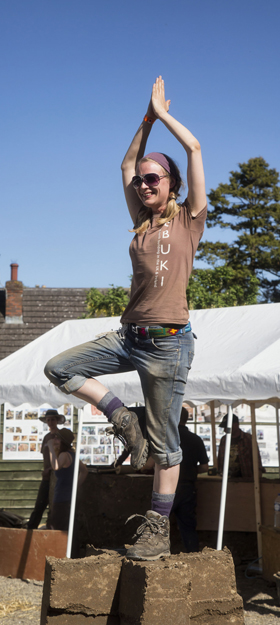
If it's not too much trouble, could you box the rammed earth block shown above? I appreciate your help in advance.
[119,557,191,625]
[41,552,122,625]
[41,548,244,625]
[183,548,244,624]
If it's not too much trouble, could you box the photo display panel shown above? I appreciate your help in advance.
[3,402,73,460]
[183,402,279,468]
[79,403,129,466]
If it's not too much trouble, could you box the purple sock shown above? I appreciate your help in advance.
[151,492,175,518]
[97,391,123,422]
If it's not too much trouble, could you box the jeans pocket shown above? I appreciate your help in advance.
[151,337,179,352]
[188,350,194,369]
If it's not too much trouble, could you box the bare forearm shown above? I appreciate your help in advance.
[121,118,155,222]
[158,110,206,214]
[158,110,200,154]
[121,120,152,172]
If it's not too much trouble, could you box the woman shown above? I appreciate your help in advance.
[27,409,65,529]
[47,428,88,541]
[45,76,206,561]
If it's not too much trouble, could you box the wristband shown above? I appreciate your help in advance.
[143,115,155,125]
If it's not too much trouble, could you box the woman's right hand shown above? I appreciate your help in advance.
[150,76,171,119]
[145,97,157,121]
[146,76,170,120]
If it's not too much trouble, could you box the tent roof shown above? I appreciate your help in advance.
[0,303,279,408]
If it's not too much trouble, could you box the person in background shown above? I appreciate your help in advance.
[47,428,88,557]
[27,409,65,529]
[172,406,209,552]
[218,413,264,478]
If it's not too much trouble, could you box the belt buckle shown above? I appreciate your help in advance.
[138,326,148,338]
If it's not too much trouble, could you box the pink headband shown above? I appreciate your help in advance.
[144,152,171,174]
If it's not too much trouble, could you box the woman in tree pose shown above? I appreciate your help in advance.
[45,76,206,560]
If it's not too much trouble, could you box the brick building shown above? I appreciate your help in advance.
[0,264,90,361]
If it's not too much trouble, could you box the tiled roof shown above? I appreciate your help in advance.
[0,287,89,361]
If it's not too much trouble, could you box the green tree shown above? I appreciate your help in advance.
[186,266,259,309]
[84,285,129,318]
[197,157,280,302]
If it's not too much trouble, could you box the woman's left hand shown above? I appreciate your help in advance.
[151,76,170,119]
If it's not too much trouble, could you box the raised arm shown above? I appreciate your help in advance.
[151,77,207,216]
[197,463,209,474]
[121,90,170,223]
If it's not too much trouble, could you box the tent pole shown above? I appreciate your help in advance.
[276,402,280,479]
[250,402,262,560]
[66,407,84,559]
[210,401,217,468]
[216,404,233,550]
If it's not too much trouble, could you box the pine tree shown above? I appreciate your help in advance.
[198,157,280,302]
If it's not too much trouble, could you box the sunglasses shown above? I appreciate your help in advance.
[132,173,168,189]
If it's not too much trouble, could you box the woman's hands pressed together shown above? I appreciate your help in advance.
[150,75,171,119]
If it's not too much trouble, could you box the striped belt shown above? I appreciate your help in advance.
[129,322,191,339]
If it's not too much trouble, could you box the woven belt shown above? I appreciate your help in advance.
[129,322,191,339]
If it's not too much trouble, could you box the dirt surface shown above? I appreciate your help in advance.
[235,564,280,624]
[0,576,43,624]
[0,568,280,624]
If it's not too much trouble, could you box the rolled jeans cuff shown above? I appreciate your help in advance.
[150,448,182,467]
[58,375,88,395]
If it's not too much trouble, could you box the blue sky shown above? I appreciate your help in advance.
[0,0,279,288]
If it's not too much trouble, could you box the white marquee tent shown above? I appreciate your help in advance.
[0,302,279,557]
[0,302,280,408]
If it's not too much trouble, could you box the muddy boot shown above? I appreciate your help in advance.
[105,406,149,470]
[125,510,170,561]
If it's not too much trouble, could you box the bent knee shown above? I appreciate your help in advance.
[44,357,61,385]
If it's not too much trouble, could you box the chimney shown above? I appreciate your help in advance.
[5,263,24,324]
[10,263,19,281]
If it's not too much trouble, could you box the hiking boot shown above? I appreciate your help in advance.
[105,406,149,471]
[125,510,170,561]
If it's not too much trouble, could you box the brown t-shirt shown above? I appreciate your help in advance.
[121,200,207,326]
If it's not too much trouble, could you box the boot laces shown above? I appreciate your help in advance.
[126,513,166,541]
[105,425,128,448]
[105,425,128,463]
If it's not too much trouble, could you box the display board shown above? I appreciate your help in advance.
[79,403,128,466]
[2,402,127,465]
[3,402,73,460]
[185,402,279,468]
[3,401,278,467]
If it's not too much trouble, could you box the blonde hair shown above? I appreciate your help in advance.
[130,157,184,235]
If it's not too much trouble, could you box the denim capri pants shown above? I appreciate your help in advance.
[44,326,195,467]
